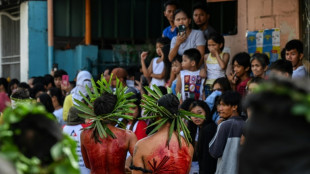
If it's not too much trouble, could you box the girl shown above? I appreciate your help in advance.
[188,100,217,174]
[141,37,171,90]
[168,9,205,64]
[204,33,230,97]
[250,53,269,78]
[205,77,232,124]
[170,55,182,94]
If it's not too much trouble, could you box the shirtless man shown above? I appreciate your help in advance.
[80,92,137,173]
[132,94,194,174]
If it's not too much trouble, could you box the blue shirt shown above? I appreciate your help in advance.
[163,26,178,40]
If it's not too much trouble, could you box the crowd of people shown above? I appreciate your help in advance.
[0,0,309,174]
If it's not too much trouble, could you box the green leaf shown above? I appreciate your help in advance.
[167,87,172,94]
[167,119,175,147]
[138,115,158,120]
[148,118,169,135]
[176,117,182,147]
[179,110,205,119]
[96,121,107,138]
[144,86,160,100]
[73,99,95,116]
[152,85,163,97]
[103,124,116,139]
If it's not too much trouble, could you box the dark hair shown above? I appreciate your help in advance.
[173,9,190,21]
[157,94,179,116]
[220,91,242,114]
[0,77,8,92]
[164,0,179,10]
[44,74,55,87]
[232,52,251,73]
[281,48,286,60]
[162,44,172,82]
[11,88,30,99]
[93,93,117,116]
[208,33,225,51]
[54,69,68,79]
[250,53,270,68]
[11,113,62,166]
[69,81,76,88]
[248,76,264,85]
[193,1,209,14]
[32,76,46,87]
[156,37,171,46]
[48,87,64,106]
[8,79,20,96]
[187,100,211,145]
[285,39,303,54]
[183,48,201,68]
[30,83,46,99]
[172,54,182,64]
[38,93,55,113]
[18,82,30,90]
[180,98,195,111]
[269,59,293,76]
[212,77,232,91]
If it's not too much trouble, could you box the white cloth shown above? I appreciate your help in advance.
[180,70,205,101]
[171,30,205,56]
[53,108,65,126]
[150,57,165,89]
[63,125,90,174]
[71,71,92,105]
[292,65,307,79]
[206,52,226,85]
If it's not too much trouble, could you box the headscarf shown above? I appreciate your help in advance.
[71,71,92,105]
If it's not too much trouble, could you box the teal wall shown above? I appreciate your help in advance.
[28,1,48,78]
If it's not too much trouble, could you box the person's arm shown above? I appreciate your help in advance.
[168,34,187,62]
[128,131,138,156]
[150,68,165,79]
[140,52,153,78]
[80,133,91,169]
[175,74,182,96]
[209,122,229,158]
[167,71,175,87]
[197,45,206,67]
[213,52,230,70]
[132,143,144,174]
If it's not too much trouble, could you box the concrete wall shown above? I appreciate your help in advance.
[224,0,300,62]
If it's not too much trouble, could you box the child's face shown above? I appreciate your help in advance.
[156,43,164,56]
[190,106,205,126]
[174,11,191,28]
[181,55,194,70]
[233,61,247,78]
[251,59,265,77]
[285,48,303,69]
[208,39,222,54]
[172,60,182,75]
[164,5,177,22]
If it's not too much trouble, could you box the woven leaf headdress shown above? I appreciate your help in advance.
[74,74,136,142]
[139,85,204,147]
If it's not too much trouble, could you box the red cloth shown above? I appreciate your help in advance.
[0,92,10,112]
[236,77,251,97]
[135,120,147,140]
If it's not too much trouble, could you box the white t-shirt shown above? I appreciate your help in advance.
[150,57,165,89]
[292,65,307,79]
[63,124,90,174]
[53,108,66,126]
[180,70,205,101]
[171,29,206,56]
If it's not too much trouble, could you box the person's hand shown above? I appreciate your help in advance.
[135,80,142,92]
[209,48,218,57]
[175,32,187,45]
[227,72,238,85]
[199,69,207,78]
[140,51,148,62]
[61,80,70,93]
[217,117,225,125]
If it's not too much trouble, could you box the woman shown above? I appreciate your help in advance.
[250,53,269,78]
[188,100,217,174]
[37,93,54,114]
[168,9,205,65]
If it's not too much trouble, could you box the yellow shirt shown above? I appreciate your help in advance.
[62,94,73,122]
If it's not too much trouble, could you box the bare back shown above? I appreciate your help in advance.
[133,130,194,174]
[81,125,137,174]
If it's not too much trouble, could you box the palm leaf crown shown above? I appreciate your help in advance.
[139,85,205,147]
[74,74,136,142]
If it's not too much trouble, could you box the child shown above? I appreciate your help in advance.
[140,37,170,90]
[228,52,251,97]
[171,55,182,94]
[176,48,205,101]
[204,33,230,97]
[209,91,245,174]
[285,39,307,78]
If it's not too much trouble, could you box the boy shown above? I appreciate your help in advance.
[228,52,251,96]
[209,91,245,174]
[269,59,293,78]
[162,0,179,40]
[285,39,307,78]
[176,48,205,101]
